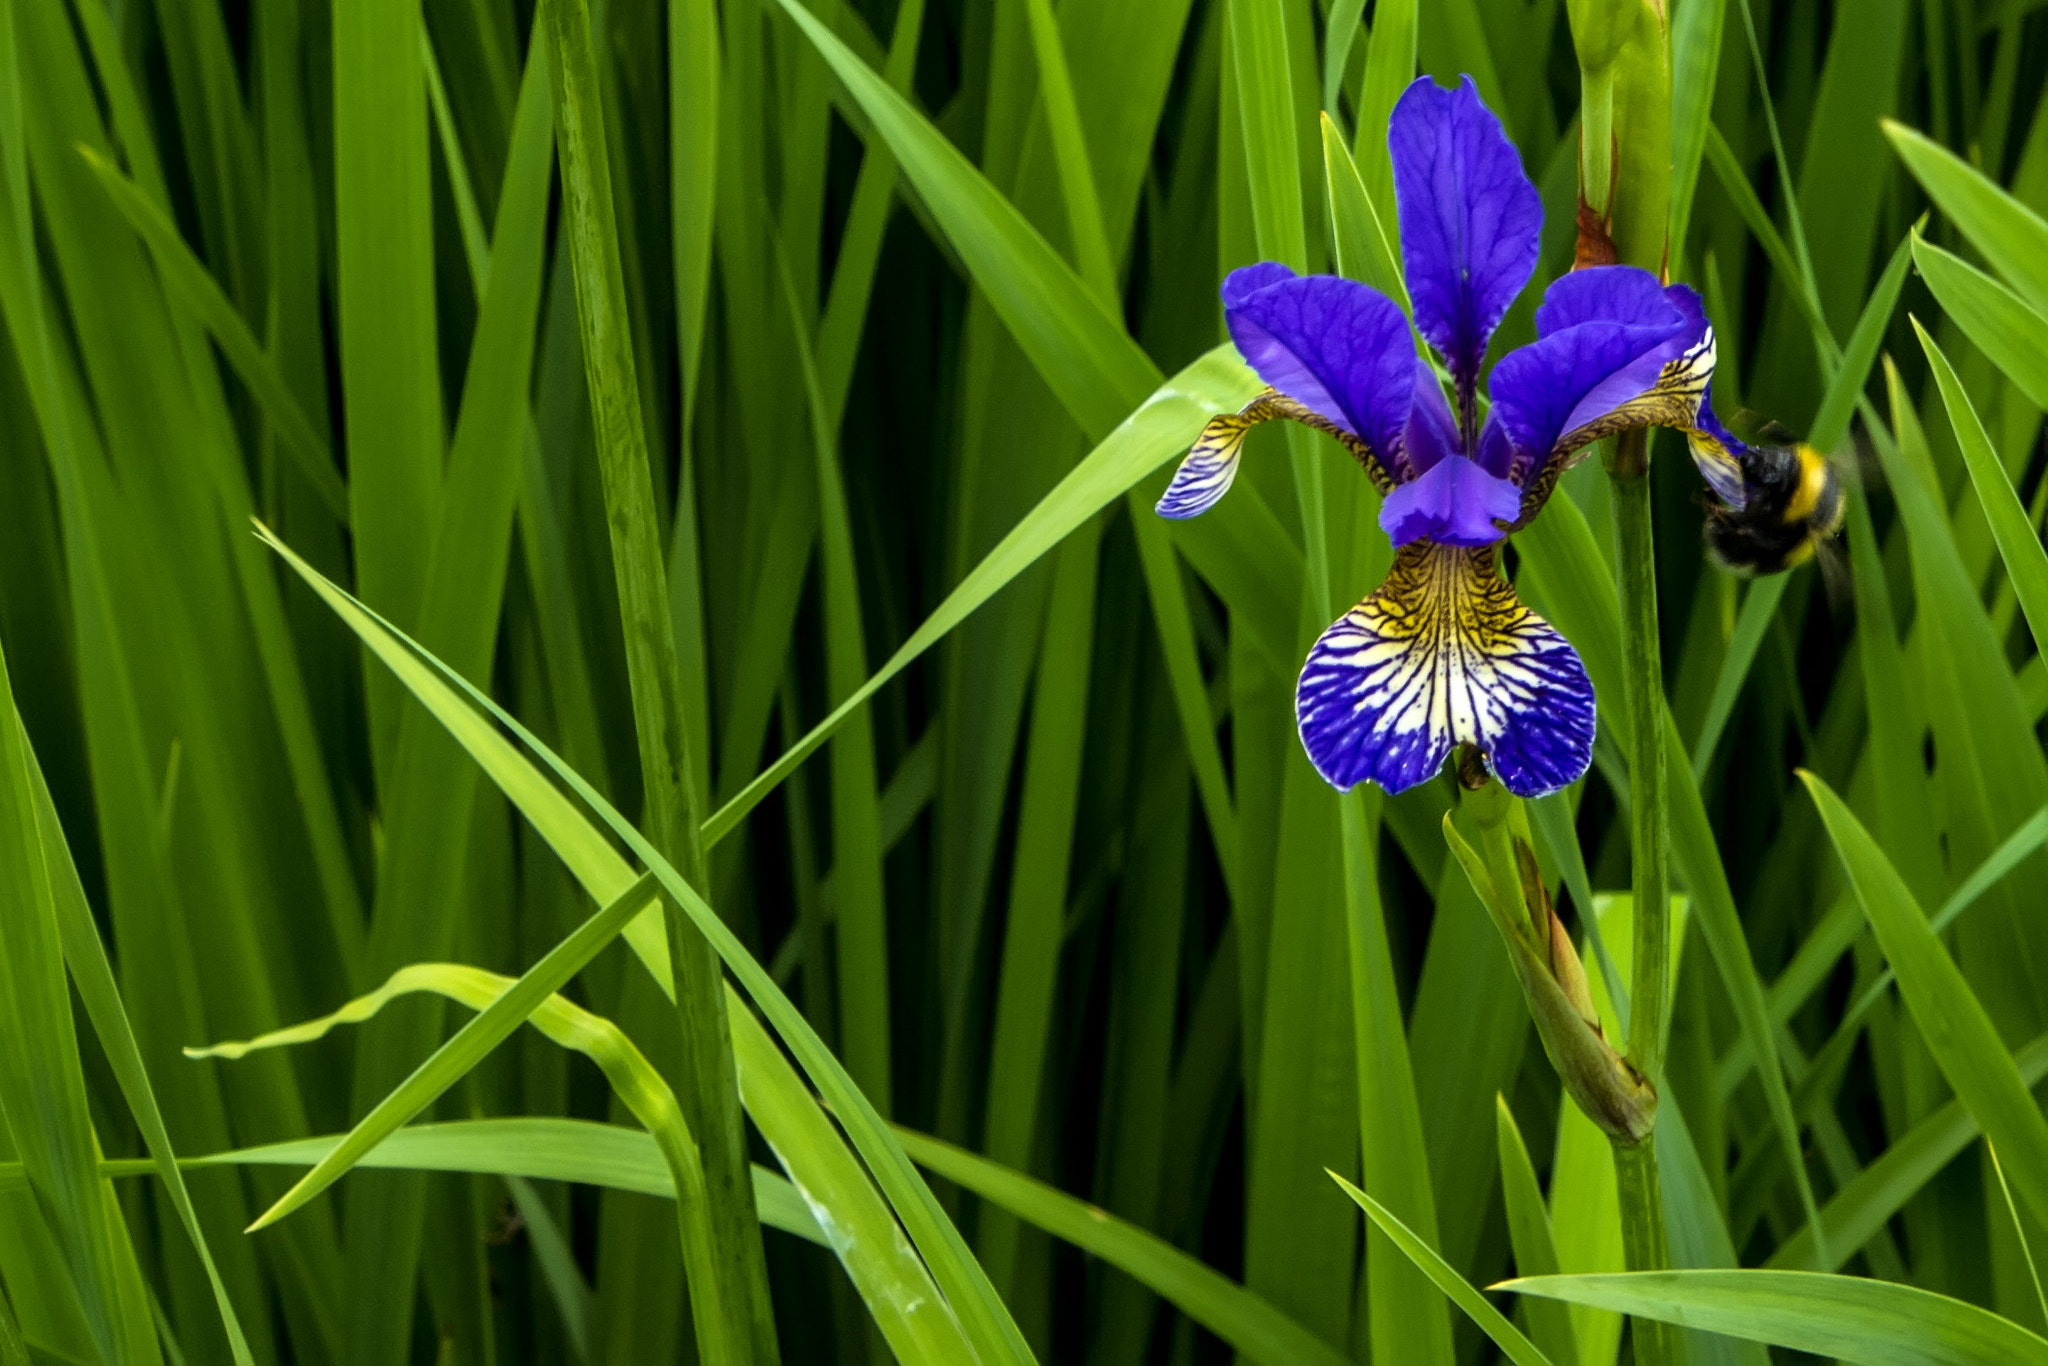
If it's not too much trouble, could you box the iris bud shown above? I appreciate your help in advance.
[1447,782,1657,1144]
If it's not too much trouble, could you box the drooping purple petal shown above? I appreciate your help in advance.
[1482,272,1713,492]
[1684,387,1751,509]
[1403,361,1462,476]
[1157,407,1256,519]
[1390,76,1542,424]
[1223,267,1415,466]
[1156,386,1407,520]
[1378,455,1521,546]
[1295,542,1595,797]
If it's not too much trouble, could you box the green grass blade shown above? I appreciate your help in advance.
[1323,0,1366,119]
[0,608,154,1366]
[897,1127,1348,1366]
[705,345,1257,845]
[724,1002,981,1363]
[1495,1096,1580,1366]
[1885,117,2048,314]
[1022,0,1116,298]
[1770,1033,2048,1271]
[1341,790,1454,1364]
[670,0,718,429]
[23,746,255,1365]
[1914,317,2048,660]
[504,1174,594,1361]
[812,0,924,420]
[1320,112,1408,309]
[1801,770,2048,1231]
[113,1118,826,1246]
[73,148,345,523]
[1228,0,1308,270]
[1758,807,2048,1119]
[1329,1172,1555,1366]
[776,244,892,1112]
[206,869,661,1231]
[1989,1143,2048,1329]
[1668,0,1728,254]
[542,0,774,1353]
[332,0,442,762]
[1350,0,1415,216]
[1910,232,2048,411]
[256,526,1039,1363]
[1128,501,1243,905]
[978,520,1103,1297]
[1500,1270,2048,1364]
[772,0,1153,440]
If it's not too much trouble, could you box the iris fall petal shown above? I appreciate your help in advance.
[1295,542,1595,798]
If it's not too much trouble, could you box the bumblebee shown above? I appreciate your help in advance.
[1687,416,1845,577]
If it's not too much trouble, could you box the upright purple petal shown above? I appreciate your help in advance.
[1296,542,1595,797]
[1390,76,1542,426]
[1378,455,1521,546]
[1533,265,1676,334]
[1222,261,1298,307]
[1224,269,1415,466]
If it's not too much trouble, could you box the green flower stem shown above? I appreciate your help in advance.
[1608,430,1669,1083]
[1614,1134,1678,1366]
[544,0,775,1359]
[1607,426,1675,1366]
[1580,64,1616,215]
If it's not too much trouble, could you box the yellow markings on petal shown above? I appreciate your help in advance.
[1157,387,1396,519]
[1297,541,1596,796]
[1553,325,1718,457]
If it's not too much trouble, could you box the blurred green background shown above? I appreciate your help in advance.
[1,0,2047,1361]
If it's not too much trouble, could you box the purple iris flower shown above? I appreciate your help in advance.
[1158,76,1722,798]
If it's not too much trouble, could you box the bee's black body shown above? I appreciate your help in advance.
[1702,438,1844,577]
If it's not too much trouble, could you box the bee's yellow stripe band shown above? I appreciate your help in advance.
[1783,445,1830,525]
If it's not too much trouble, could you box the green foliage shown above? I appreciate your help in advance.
[2,0,2047,1362]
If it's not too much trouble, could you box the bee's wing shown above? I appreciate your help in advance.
[1815,529,1854,622]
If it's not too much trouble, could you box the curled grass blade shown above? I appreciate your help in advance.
[192,868,661,1232]
[255,525,1034,1363]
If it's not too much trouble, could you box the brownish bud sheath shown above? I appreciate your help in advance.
[1574,194,1619,269]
